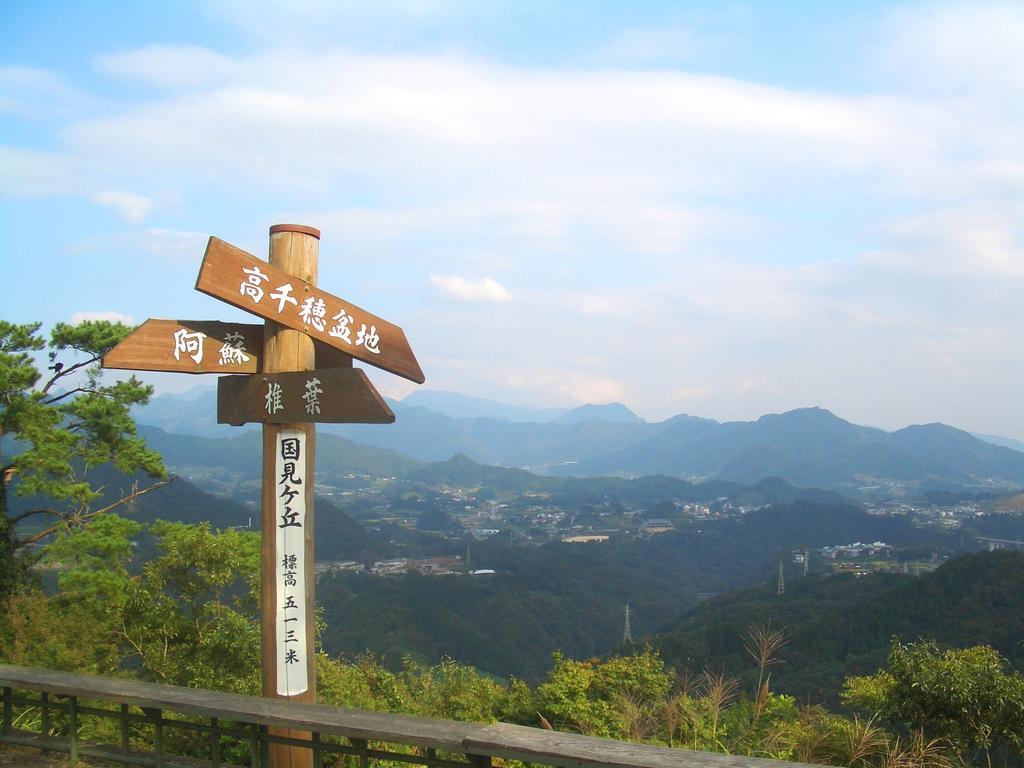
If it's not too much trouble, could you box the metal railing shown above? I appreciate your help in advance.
[1,664,808,768]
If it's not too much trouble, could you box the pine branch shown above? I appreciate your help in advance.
[40,356,101,394]
[8,506,59,525]
[43,387,104,406]
[14,476,176,548]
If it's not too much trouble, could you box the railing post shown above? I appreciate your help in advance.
[259,724,270,768]
[40,691,50,752]
[469,754,491,768]
[144,707,164,768]
[249,722,261,768]
[121,703,130,754]
[68,696,79,763]
[1,686,11,736]
[351,737,369,768]
[311,731,321,768]
[210,716,221,767]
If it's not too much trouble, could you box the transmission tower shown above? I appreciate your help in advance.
[623,603,633,644]
[803,547,809,577]
[777,561,785,595]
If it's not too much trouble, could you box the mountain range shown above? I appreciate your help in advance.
[136,388,1024,496]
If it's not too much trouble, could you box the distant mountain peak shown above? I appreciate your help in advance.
[762,406,842,422]
[553,402,644,425]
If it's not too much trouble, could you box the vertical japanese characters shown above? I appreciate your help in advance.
[275,429,308,696]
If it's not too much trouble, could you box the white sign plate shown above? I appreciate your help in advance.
[275,429,308,696]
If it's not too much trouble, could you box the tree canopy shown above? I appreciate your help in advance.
[844,639,1024,765]
[0,319,166,597]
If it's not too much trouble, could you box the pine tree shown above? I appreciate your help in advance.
[0,319,168,597]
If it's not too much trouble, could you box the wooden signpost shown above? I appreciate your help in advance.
[103,224,422,768]
[105,318,364,374]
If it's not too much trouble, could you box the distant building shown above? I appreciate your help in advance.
[819,541,892,559]
[641,519,675,535]
[315,560,365,575]
[562,534,610,543]
[471,528,501,539]
[370,558,408,575]
[410,555,463,575]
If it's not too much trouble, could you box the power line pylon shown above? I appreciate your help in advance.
[777,560,785,595]
[623,603,633,644]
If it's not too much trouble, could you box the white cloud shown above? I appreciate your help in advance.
[131,229,208,261]
[872,204,1024,279]
[52,47,933,195]
[574,293,637,317]
[879,3,1024,95]
[90,190,154,222]
[0,146,74,196]
[69,311,134,325]
[430,274,511,303]
[0,66,91,118]
[96,45,238,88]
[10,41,1017,250]
[504,368,628,406]
[673,385,710,401]
[601,26,700,63]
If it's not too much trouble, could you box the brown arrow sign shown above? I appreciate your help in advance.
[217,367,395,425]
[103,318,356,374]
[104,319,263,374]
[195,237,425,384]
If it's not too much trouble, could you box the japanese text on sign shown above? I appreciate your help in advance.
[261,376,325,417]
[171,326,253,367]
[275,429,308,696]
[239,265,381,354]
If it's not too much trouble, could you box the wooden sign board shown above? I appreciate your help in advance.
[196,237,425,384]
[217,367,395,425]
[104,318,355,374]
[104,319,262,374]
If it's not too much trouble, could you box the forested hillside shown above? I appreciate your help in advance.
[649,550,1024,704]
[315,501,961,680]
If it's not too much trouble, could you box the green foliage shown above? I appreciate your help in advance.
[844,639,1024,763]
[1,517,261,695]
[0,319,165,598]
[317,652,405,711]
[398,656,506,721]
[532,649,673,738]
[47,513,141,603]
[119,521,261,692]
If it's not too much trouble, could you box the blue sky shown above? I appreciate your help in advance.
[2,1,1022,437]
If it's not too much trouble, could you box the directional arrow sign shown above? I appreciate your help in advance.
[104,319,263,374]
[217,367,395,425]
[104,318,357,374]
[195,237,425,384]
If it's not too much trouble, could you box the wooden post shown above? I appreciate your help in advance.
[261,224,319,768]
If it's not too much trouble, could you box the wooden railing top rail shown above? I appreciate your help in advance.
[0,664,812,768]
